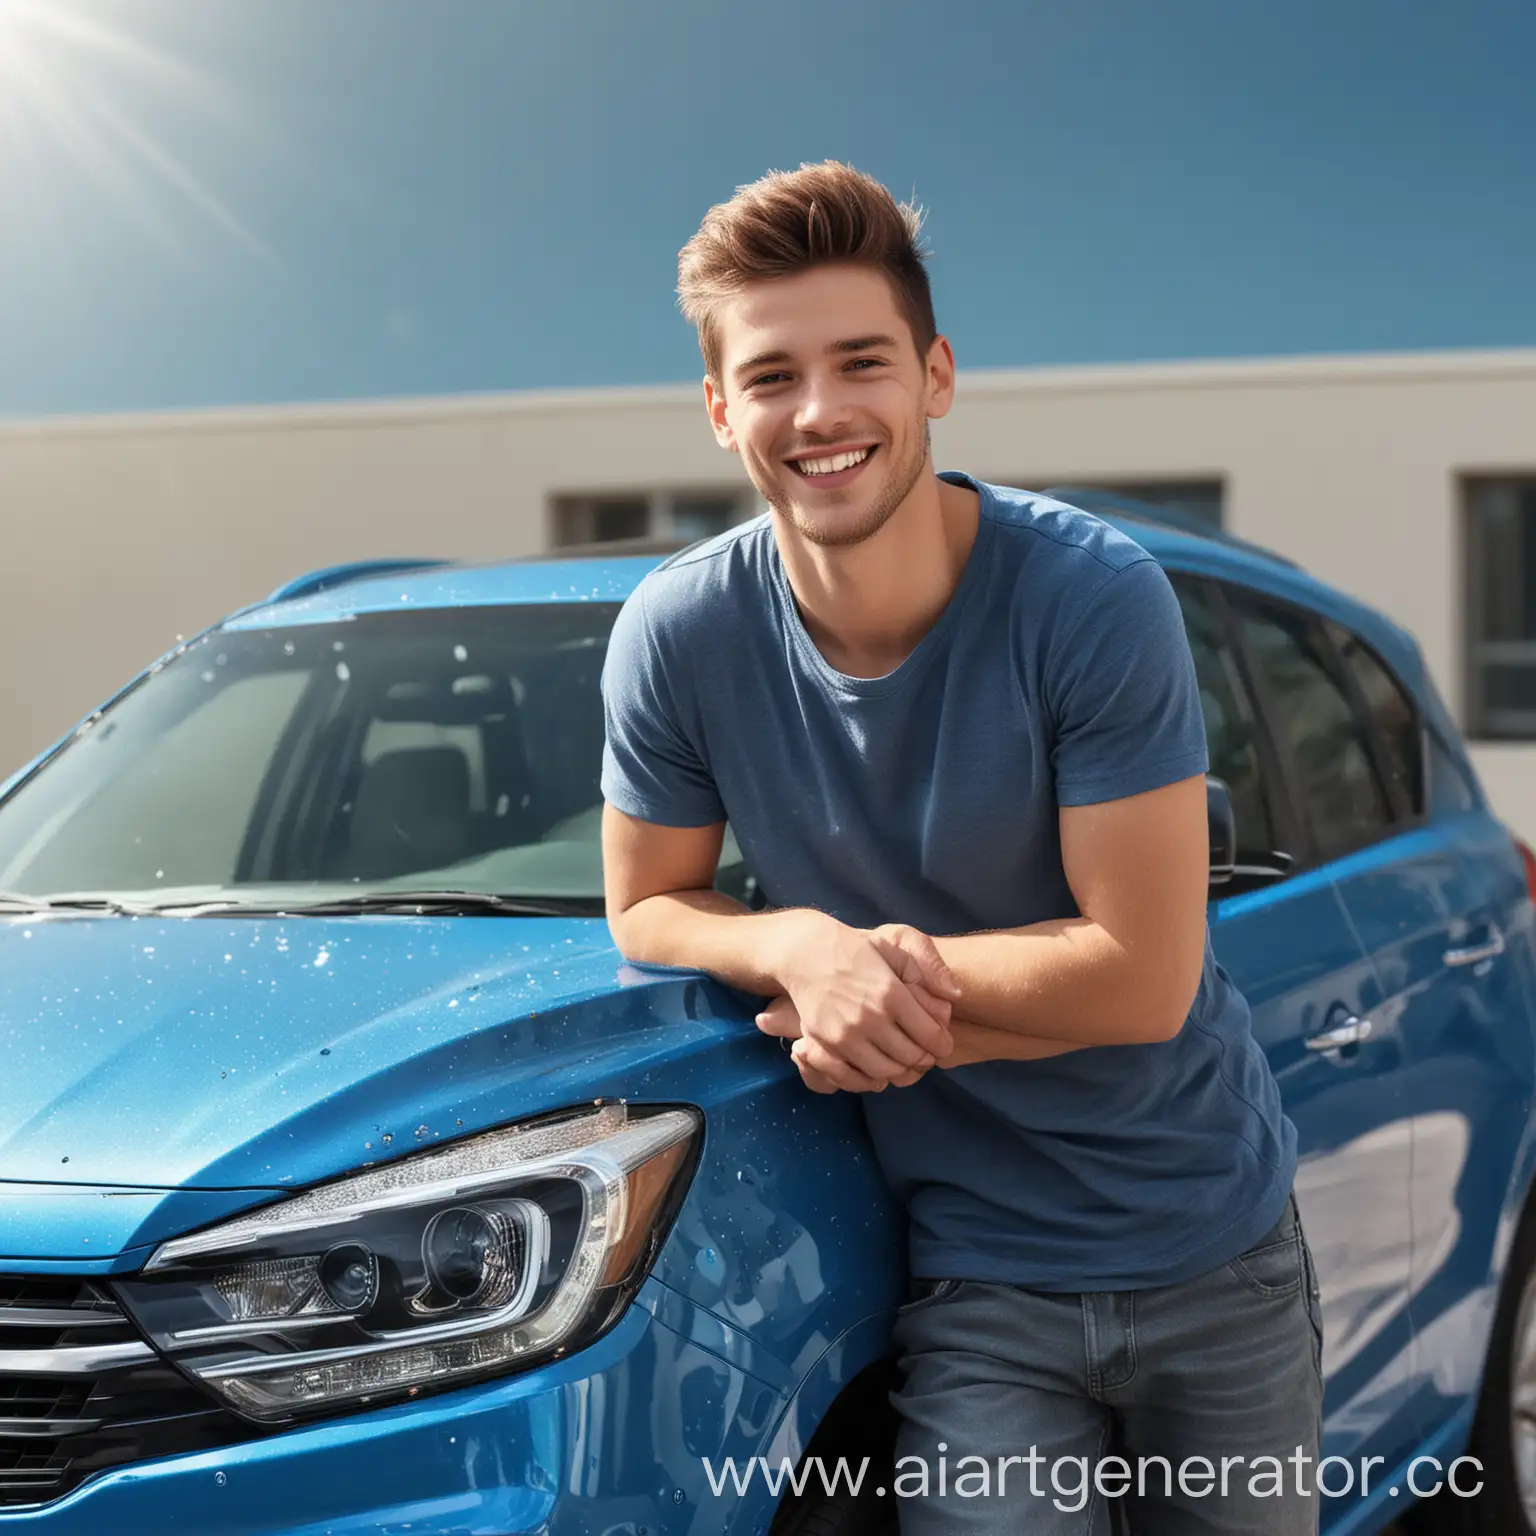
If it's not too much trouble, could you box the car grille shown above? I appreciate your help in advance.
[0,1275,258,1509]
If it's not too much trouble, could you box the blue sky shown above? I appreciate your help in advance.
[1,0,1533,417]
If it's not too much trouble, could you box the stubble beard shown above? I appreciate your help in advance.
[759,421,932,550]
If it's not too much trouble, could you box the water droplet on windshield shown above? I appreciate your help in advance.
[314,949,330,968]
[453,644,468,662]
[380,1132,393,1145]
[336,662,351,681]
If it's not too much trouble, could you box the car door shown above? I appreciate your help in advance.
[1172,574,1422,1481]
[1321,619,1536,1441]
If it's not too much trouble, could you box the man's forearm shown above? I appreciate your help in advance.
[610,889,818,997]
[931,918,1198,1046]
[938,1018,1086,1067]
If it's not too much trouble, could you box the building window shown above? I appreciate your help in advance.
[551,489,758,549]
[1466,478,1536,740]
[1089,480,1225,528]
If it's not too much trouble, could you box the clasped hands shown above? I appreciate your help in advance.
[754,916,963,1095]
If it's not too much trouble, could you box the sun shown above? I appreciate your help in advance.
[0,0,277,266]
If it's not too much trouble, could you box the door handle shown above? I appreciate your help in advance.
[1305,1014,1373,1053]
[1444,923,1506,968]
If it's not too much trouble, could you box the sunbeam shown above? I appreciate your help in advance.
[0,0,281,269]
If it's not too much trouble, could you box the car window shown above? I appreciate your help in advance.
[0,605,758,913]
[1233,599,1392,864]
[1169,578,1276,859]
[0,670,311,894]
[1327,621,1423,816]
[1427,732,1480,814]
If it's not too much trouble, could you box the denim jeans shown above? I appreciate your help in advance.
[890,1193,1325,1534]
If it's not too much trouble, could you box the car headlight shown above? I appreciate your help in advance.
[113,1101,700,1424]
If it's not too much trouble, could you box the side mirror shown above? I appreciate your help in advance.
[1208,776,1237,889]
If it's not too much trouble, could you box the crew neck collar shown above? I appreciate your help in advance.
[769,472,995,697]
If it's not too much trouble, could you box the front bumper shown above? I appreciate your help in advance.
[0,1287,786,1536]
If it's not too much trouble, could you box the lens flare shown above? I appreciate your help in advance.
[0,0,278,266]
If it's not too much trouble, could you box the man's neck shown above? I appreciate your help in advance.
[775,472,981,679]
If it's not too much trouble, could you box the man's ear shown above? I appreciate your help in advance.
[703,377,739,453]
[923,334,958,423]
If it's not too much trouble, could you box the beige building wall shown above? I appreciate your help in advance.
[2,349,1533,840]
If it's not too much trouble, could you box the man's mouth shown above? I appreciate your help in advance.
[786,445,878,484]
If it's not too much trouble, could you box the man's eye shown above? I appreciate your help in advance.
[750,373,789,387]
[848,358,885,371]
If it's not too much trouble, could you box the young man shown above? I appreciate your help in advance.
[600,162,1323,1533]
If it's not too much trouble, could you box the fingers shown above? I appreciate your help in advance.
[867,927,959,1055]
[907,981,954,1026]
[792,1037,889,1094]
[787,1031,934,1091]
[873,924,963,1001]
[887,980,955,1060]
[833,1023,935,1082]
[764,991,921,1079]
[754,995,802,1039]
[797,1059,841,1094]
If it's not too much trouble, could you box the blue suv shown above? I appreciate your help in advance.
[1,490,1534,1535]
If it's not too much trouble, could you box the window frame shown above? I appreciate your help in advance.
[1463,475,1536,741]
[549,487,759,548]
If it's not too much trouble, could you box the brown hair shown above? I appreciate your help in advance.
[677,161,936,386]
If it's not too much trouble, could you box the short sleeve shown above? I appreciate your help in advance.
[600,580,727,827]
[1047,558,1209,806]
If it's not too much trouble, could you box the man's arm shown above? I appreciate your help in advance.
[909,775,1210,1047]
[754,995,1084,1081]
[602,805,959,1089]
[939,1019,1086,1066]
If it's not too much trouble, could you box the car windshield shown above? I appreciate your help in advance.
[0,603,750,916]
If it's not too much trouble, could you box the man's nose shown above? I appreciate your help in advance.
[793,374,853,437]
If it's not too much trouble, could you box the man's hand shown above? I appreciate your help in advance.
[758,994,1084,1090]
[770,915,961,1093]
[756,993,939,1092]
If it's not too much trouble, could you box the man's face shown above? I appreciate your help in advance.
[704,265,954,549]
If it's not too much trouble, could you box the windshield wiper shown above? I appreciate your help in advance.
[0,892,159,917]
[147,891,605,919]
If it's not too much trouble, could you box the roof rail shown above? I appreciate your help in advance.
[1043,486,1300,570]
[264,558,455,605]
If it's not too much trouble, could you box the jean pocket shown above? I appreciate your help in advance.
[897,1278,965,1315]
[1224,1202,1305,1298]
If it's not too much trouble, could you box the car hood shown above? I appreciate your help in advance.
[0,912,737,1204]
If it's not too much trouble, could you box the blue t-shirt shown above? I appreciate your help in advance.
[600,473,1297,1291]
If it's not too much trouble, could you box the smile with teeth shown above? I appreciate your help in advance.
[792,446,874,477]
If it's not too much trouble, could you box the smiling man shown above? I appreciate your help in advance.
[600,162,1322,1533]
